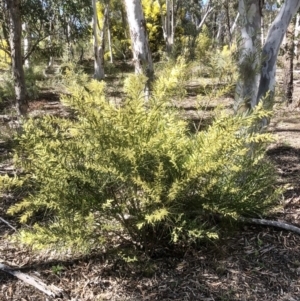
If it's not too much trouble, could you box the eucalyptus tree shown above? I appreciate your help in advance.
[5,0,28,116]
[235,0,300,115]
[157,0,176,54]
[20,0,92,65]
[92,0,109,80]
[155,0,214,57]
[123,0,154,86]
[235,0,261,112]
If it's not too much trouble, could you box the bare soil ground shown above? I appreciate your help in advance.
[1,74,300,300]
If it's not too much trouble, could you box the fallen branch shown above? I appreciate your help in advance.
[240,217,300,235]
[0,262,63,297]
[0,217,16,231]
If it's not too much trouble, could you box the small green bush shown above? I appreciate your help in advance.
[195,25,212,61]
[0,71,14,102]
[25,66,46,99]
[59,62,89,88]
[5,74,278,253]
[0,66,45,103]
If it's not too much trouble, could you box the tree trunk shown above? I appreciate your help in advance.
[256,0,300,107]
[107,11,113,64]
[6,0,28,116]
[216,10,225,47]
[230,12,239,36]
[22,23,30,68]
[166,0,174,54]
[196,5,214,32]
[158,0,175,55]
[47,20,54,68]
[66,20,74,61]
[284,15,296,105]
[123,0,154,81]
[261,10,264,45]
[224,1,232,47]
[92,0,107,80]
[235,0,261,112]
[295,13,300,59]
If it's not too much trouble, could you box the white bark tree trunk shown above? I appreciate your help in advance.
[158,0,175,54]
[216,10,225,46]
[47,20,54,68]
[256,0,300,106]
[261,12,264,45]
[235,0,261,112]
[66,20,74,60]
[196,6,213,32]
[22,23,30,68]
[230,12,239,35]
[123,0,153,80]
[107,11,113,64]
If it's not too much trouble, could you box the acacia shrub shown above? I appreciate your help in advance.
[6,75,279,253]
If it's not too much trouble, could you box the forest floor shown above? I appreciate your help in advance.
[1,65,300,300]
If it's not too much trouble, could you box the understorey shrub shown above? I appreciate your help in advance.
[5,74,279,253]
[0,66,44,103]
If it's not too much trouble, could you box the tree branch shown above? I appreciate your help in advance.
[0,217,16,231]
[240,217,300,235]
[0,262,63,297]
[197,6,214,31]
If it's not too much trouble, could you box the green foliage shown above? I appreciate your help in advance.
[24,66,46,99]
[195,26,212,61]
[153,56,188,101]
[0,40,10,70]
[109,2,131,60]
[0,66,45,103]
[192,44,238,98]
[51,264,64,275]
[207,45,238,86]
[4,72,279,254]
[0,71,14,102]
[59,62,90,88]
[142,0,164,53]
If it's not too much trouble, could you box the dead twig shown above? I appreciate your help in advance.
[0,217,17,231]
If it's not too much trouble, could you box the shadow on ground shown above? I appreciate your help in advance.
[267,145,300,198]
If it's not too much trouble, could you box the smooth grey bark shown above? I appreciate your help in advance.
[22,23,30,68]
[66,19,74,60]
[107,12,113,64]
[230,12,239,35]
[123,0,154,81]
[216,10,225,45]
[158,0,175,54]
[6,0,28,116]
[47,20,54,68]
[256,0,300,106]
[196,5,213,31]
[235,0,261,112]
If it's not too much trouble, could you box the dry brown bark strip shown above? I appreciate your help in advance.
[0,262,63,297]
